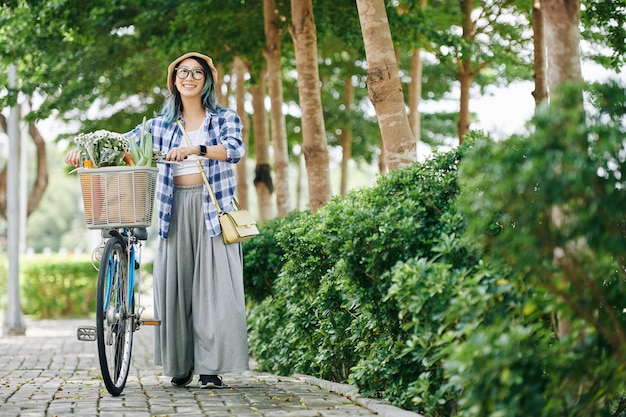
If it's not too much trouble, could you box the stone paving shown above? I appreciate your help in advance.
[0,319,422,417]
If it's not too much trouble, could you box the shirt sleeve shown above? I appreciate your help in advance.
[218,109,245,163]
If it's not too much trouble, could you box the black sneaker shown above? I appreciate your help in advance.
[171,368,194,387]
[198,374,223,389]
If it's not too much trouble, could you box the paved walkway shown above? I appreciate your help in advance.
[0,319,422,417]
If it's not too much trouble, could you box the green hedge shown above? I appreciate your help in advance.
[247,145,485,415]
[0,255,96,319]
[452,82,626,417]
[20,255,97,318]
[245,80,626,417]
[242,212,297,304]
[0,255,153,319]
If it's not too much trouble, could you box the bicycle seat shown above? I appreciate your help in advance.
[134,227,148,241]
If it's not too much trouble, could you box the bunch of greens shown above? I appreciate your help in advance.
[128,117,155,167]
[73,130,129,168]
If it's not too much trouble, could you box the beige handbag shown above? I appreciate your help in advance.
[177,120,259,244]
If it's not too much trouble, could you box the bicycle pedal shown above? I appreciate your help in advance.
[77,325,97,341]
[139,319,161,326]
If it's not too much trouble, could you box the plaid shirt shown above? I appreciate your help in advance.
[125,107,245,239]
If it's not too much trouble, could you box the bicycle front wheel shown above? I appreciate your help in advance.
[96,235,134,396]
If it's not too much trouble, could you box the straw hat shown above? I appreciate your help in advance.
[167,52,218,93]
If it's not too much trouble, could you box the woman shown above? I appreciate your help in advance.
[66,52,249,388]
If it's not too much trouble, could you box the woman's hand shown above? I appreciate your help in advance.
[166,146,195,162]
[65,149,81,167]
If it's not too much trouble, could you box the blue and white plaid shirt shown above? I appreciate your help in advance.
[125,107,245,239]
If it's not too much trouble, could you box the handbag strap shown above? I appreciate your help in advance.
[176,119,223,214]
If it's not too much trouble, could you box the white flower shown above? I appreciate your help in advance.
[73,130,129,167]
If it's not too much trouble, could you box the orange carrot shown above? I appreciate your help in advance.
[123,152,136,166]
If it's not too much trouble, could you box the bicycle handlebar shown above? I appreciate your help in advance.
[153,150,181,166]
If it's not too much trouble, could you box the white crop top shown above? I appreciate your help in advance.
[173,128,207,177]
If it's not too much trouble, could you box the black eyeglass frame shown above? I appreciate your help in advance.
[175,67,206,80]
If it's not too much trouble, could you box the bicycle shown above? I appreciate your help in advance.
[75,156,174,396]
[77,227,158,396]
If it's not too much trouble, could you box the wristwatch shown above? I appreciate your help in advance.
[199,145,207,156]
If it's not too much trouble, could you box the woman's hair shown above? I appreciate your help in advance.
[159,56,220,123]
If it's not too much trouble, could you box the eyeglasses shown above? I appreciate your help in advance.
[175,68,205,80]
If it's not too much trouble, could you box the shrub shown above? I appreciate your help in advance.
[247,80,626,417]
[242,211,301,304]
[0,254,151,319]
[454,81,626,416]
[20,255,97,318]
[249,145,479,415]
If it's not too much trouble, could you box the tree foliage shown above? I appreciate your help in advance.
[2,0,622,149]
[580,0,626,69]
[456,80,626,415]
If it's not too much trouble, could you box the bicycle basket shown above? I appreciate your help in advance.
[77,166,158,229]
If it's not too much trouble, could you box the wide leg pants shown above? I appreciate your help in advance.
[153,184,249,377]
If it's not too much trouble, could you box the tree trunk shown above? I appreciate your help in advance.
[532,0,548,105]
[234,57,250,211]
[542,0,583,341]
[356,0,416,170]
[296,150,304,211]
[340,75,354,196]
[0,114,48,220]
[458,69,473,144]
[26,123,48,215]
[264,0,292,217]
[541,0,583,91]
[250,68,275,222]
[408,0,427,141]
[0,114,6,218]
[290,0,332,213]
[378,135,387,174]
[408,48,423,140]
[216,63,228,107]
[457,0,475,144]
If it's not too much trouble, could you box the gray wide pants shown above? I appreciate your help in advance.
[153,184,249,377]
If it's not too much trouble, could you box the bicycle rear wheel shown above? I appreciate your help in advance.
[96,235,134,396]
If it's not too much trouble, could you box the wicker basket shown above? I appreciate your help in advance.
[77,166,158,229]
